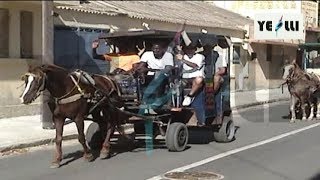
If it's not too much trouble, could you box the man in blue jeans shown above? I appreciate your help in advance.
[135,41,174,114]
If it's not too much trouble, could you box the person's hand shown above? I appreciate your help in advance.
[92,40,99,49]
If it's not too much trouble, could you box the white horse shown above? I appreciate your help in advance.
[282,61,320,122]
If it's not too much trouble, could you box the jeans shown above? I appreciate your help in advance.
[215,90,223,117]
[138,72,172,114]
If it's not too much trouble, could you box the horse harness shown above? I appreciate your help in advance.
[54,72,91,105]
[282,67,320,95]
[56,70,121,105]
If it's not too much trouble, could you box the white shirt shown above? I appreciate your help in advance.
[140,51,174,75]
[213,45,228,73]
[182,53,205,78]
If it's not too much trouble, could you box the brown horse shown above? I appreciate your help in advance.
[282,61,320,122]
[20,64,124,168]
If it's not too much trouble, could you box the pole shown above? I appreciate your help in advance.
[41,0,54,129]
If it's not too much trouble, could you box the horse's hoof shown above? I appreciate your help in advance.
[100,151,110,159]
[84,153,94,162]
[290,119,296,123]
[50,162,60,169]
[302,117,307,121]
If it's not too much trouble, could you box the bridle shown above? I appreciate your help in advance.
[22,72,47,100]
[22,70,90,105]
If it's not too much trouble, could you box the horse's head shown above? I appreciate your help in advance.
[20,65,47,104]
[282,64,295,80]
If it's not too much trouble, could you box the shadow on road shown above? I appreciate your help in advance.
[308,172,320,180]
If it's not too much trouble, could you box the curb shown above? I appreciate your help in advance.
[0,134,78,154]
[231,98,289,111]
[0,98,290,154]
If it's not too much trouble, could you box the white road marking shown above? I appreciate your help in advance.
[20,75,34,103]
[147,122,320,180]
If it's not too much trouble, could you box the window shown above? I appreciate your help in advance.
[20,11,33,58]
[266,44,272,61]
[233,45,241,64]
[0,9,9,58]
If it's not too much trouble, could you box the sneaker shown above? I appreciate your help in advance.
[197,122,205,127]
[182,96,194,106]
[144,108,157,115]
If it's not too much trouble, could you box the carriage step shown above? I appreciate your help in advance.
[121,95,138,99]
[124,102,139,105]
[119,123,135,134]
[128,116,144,121]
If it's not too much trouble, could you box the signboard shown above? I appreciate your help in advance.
[301,1,318,28]
[227,1,301,18]
[254,12,304,40]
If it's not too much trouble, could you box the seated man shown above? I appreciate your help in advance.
[212,38,228,124]
[213,38,228,94]
[177,43,205,106]
[135,41,174,114]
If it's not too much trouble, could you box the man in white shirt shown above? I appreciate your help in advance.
[135,41,174,114]
[211,39,228,125]
[177,43,206,107]
[213,39,228,94]
[139,43,174,74]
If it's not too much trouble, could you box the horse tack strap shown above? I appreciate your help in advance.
[57,93,90,104]
[70,75,85,95]
[99,75,121,97]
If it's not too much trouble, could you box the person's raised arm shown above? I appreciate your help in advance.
[92,40,112,61]
[176,54,199,69]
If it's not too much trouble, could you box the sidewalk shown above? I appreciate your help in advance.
[0,88,290,153]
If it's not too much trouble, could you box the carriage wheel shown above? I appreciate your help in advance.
[166,122,188,152]
[86,122,105,150]
[213,117,235,143]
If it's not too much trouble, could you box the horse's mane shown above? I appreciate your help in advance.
[291,62,312,81]
[41,64,68,72]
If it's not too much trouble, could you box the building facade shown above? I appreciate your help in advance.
[210,0,320,90]
[0,1,251,118]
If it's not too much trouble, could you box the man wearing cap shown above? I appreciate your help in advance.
[177,42,206,106]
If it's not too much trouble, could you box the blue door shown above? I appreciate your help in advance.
[54,26,110,74]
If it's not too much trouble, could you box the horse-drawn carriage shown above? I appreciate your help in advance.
[283,43,320,122]
[20,29,236,168]
[300,43,320,74]
[85,29,236,152]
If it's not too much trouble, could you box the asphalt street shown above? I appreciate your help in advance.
[1,101,320,180]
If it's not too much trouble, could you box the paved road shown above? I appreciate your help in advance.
[1,101,320,180]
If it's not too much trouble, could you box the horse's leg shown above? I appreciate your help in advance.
[309,97,317,120]
[301,98,308,121]
[51,116,64,168]
[100,121,115,159]
[74,115,94,162]
[313,99,318,120]
[290,96,297,123]
[317,98,320,119]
